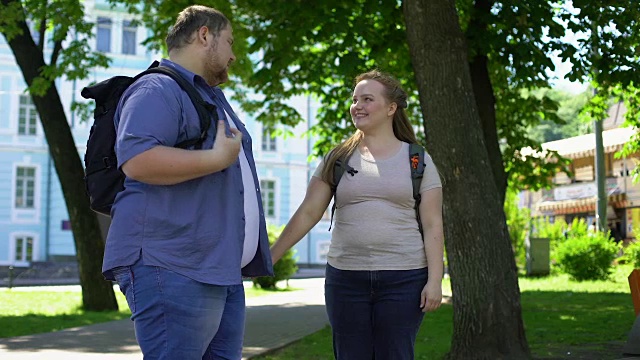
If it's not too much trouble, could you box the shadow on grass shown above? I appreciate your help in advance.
[522,290,634,359]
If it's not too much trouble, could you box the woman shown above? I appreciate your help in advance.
[270,70,444,359]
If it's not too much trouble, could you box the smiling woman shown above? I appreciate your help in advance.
[269,70,445,359]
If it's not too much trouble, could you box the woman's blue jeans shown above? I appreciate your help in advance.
[325,264,428,360]
[112,257,245,360]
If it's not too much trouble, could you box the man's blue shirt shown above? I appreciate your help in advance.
[102,59,273,284]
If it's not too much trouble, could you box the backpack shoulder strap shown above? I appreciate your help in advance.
[409,143,426,236]
[328,154,357,231]
[139,62,219,149]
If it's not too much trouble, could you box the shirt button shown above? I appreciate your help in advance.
[236,164,240,168]
[240,190,244,194]
[242,216,246,221]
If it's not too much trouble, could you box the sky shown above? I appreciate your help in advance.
[549,58,589,95]
[546,0,590,95]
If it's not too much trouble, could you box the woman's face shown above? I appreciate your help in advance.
[350,79,395,133]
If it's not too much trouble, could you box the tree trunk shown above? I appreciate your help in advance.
[2,1,117,311]
[465,0,506,205]
[403,0,530,358]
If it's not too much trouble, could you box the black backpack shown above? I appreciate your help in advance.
[329,143,426,235]
[80,61,218,216]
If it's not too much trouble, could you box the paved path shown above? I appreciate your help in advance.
[0,277,328,360]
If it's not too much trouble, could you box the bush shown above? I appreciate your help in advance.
[623,241,640,268]
[504,189,530,270]
[555,232,621,281]
[252,224,298,289]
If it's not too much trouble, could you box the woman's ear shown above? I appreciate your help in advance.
[387,102,398,117]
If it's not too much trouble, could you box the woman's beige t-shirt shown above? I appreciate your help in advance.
[313,142,442,271]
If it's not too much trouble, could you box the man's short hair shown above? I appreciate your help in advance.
[166,5,230,52]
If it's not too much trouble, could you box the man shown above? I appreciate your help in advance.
[102,5,273,359]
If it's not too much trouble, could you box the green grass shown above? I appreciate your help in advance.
[0,282,298,338]
[256,265,636,359]
[0,288,131,338]
[1,266,636,358]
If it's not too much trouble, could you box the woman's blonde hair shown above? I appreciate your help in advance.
[320,70,417,187]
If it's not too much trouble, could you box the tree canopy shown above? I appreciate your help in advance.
[114,0,640,194]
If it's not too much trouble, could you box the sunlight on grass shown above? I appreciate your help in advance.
[0,282,301,338]
[0,287,131,338]
[254,264,637,360]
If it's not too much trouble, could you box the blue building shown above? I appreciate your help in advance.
[0,1,331,280]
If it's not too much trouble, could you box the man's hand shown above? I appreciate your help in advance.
[211,120,243,169]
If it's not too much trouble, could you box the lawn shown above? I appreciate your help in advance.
[255,265,636,359]
[0,281,294,338]
[1,266,635,359]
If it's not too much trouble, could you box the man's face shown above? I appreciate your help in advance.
[203,24,236,86]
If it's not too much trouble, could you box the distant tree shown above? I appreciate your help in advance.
[0,0,116,311]
[528,89,591,143]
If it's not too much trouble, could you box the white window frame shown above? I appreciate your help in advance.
[18,94,38,136]
[96,17,112,53]
[260,179,277,219]
[121,19,137,55]
[14,165,36,209]
[261,127,277,152]
[9,232,39,267]
[12,162,41,223]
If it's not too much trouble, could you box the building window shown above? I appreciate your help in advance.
[317,241,331,262]
[15,167,36,209]
[260,180,276,218]
[96,17,112,53]
[18,95,37,136]
[14,236,34,263]
[262,128,277,152]
[122,20,136,55]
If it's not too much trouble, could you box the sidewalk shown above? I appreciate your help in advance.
[0,272,328,360]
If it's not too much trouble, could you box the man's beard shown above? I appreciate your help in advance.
[204,44,228,86]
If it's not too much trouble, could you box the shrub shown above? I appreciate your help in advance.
[555,232,621,281]
[252,224,298,290]
[504,189,530,270]
[623,241,640,268]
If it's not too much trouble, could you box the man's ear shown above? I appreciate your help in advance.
[197,26,209,45]
[387,102,398,117]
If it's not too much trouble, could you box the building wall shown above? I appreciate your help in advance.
[0,1,331,269]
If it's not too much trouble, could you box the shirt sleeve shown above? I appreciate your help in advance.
[115,76,183,167]
[312,159,326,179]
[420,153,442,193]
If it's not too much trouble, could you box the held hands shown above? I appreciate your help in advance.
[420,280,443,313]
[212,120,243,169]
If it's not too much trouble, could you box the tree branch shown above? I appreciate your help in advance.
[37,18,45,52]
[50,39,62,66]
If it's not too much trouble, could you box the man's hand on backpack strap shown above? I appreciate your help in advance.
[211,120,243,170]
[121,120,242,185]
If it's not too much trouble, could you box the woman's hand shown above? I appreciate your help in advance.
[420,280,443,313]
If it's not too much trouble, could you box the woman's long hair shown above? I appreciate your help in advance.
[321,70,417,187]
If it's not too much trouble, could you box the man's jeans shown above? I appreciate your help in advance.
[324,264,428,360]
[112,258,245,360]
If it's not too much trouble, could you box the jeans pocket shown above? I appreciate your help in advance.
[112,266,136,313]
